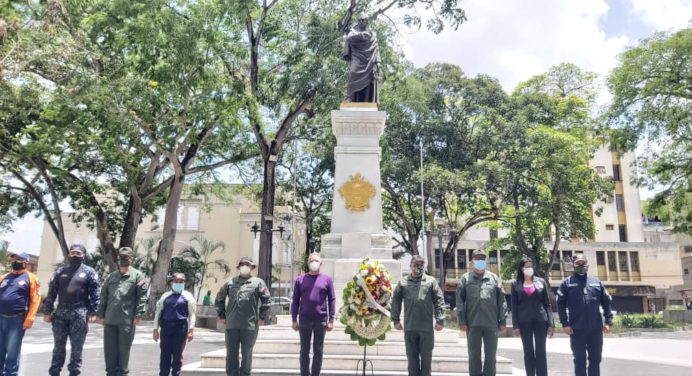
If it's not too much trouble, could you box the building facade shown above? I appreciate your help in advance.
[36,189,306,302]
[424,148,683,314]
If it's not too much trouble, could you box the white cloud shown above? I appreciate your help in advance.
[628,0,692,31]
[402,0,634,99]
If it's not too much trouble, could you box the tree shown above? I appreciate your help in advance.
[500,63,612,283]
[381,63,514,277]
[210,0,467,289]
[607,28,692,235]
[180,235,230,302]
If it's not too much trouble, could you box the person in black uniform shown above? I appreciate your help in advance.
[557,254,613,376]
[511,257,554,376]
[42,244,101,376]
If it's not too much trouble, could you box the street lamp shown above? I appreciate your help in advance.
[250,222,285,292]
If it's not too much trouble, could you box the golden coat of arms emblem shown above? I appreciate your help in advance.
[338,173,376,212]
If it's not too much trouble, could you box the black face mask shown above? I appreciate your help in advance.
[118,258,131,267]
[69,256,84,267]
[11,262,25,271]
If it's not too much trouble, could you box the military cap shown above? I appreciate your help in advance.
[69,243,87,253]
[471,249,487,258]
[237,256,256,267]
[572,253,587,264]
[118,247,135,257]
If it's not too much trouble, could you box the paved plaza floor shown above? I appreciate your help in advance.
[15,320,692,375]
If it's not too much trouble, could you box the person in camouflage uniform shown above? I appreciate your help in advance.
[215,257,271,376]
[42,244,100,376]
[456,249,508,376]
[96,247,148,376]
[391,255,446,376]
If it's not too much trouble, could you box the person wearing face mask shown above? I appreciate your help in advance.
[510,257,554,376]
[391,255,445,376]
[456,249,508,376]
[41,243,101,376]
[95,247,148,376]
[0,252,41,376]
[290,253,335,376]
[215,257,271,376]
[557,253,612,376]
[153,273,196,376]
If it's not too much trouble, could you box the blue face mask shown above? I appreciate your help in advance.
[474,259,487,271]
[171,283,185,294]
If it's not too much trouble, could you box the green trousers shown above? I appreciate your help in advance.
[467,326,498,376]
[225,329,258,376]
[404,330,435,376]
[103,324,136,376]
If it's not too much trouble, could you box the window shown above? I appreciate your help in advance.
[434,249,441,269]
[543,228,552,241]
[615,194,625,212]
[605,224,614,231]
[608,251,617,271]
[685,269,689,275]
[685,245,692,253]
[618,251,629,272]
[457,250,467,269]
[596,251,605,266]
[605,195,614,203]
[595,166,606,174]
[619,224,628,242]
[489,228,498,240]
[630,252,640,272]
[488,250,498,264]
[613,164,622,181]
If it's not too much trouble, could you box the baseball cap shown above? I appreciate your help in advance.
[237,257,256,267]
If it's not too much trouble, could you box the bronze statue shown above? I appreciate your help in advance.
[342,17,380,103]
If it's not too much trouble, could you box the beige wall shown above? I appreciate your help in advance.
[36,191,306,300]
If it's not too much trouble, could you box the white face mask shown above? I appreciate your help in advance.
[523,267,534,277]
[239,265,252,276]
[308,261,320,272]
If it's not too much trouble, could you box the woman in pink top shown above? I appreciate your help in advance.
[510,257,555,376]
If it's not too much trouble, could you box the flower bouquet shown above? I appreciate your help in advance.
[339,258,394,346]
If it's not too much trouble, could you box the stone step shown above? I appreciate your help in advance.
[182,362,516,375]
[195,351,513,373]
[182,362,515,375]
[253,339,465,357]
[257,325,460,343]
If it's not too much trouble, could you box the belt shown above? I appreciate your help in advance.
[0,312,25,318]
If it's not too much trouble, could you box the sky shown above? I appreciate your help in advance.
[3,0,690,255]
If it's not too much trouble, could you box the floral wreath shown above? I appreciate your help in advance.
[339,258,393,346]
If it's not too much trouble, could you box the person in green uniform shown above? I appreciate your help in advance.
[215,257,271,376]
[391,255,446,376]
[96,247,148,376]
[456,249,508,376]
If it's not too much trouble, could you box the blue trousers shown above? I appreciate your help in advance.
[49,308,89,376]
[0,315,26,376]
[159,320,188,376]
[570,329,603,376]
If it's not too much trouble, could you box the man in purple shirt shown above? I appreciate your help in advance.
[291,253,335,376]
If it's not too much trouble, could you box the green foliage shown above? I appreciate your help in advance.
[180,235,230,300]
[607,28,692,235]
[615,314,669,329]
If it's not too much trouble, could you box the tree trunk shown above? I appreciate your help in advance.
[258,157,277,291]
[148,173,185,314]
[118,191,143,250]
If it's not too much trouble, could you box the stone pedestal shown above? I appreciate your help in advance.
[321,103,401,297]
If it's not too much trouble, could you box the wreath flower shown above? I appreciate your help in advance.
[340,258,394,346]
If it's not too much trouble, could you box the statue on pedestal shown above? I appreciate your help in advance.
[342,17,380,103]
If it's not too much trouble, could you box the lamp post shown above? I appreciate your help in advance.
[251,222,285,292]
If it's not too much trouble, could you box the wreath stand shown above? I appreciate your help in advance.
[355,344,374,376]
